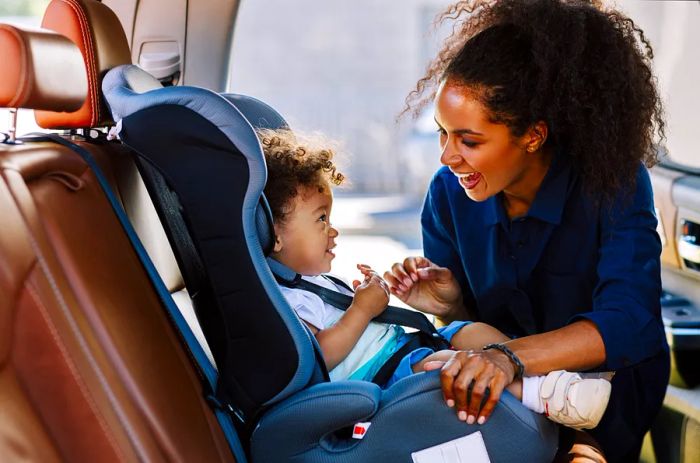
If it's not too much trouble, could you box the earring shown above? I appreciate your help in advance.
[527,145,537,153]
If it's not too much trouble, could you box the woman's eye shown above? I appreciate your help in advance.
[462,139,479,148]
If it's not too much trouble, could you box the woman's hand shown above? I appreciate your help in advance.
[382,256,464,321]
[425,349,517,425]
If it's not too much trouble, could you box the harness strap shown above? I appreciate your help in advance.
[270,262,452,384]
[22,133,249,462]
[291,276,448,344]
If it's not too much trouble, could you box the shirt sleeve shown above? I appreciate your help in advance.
[571,164,666,370]
[280,287,327,331]
[421,171,475,310]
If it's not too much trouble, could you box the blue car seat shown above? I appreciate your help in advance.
[102,64,559,463]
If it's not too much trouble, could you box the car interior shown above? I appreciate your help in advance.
[0,0,698,462]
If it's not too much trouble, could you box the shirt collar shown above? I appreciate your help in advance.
[484,152,573,227]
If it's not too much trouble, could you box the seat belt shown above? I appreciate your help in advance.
[22,133,249,463]
[269,258,449,344]
[268,258,452,385]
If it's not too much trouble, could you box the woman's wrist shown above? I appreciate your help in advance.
[435,297,467,325]
[482,343,525,379]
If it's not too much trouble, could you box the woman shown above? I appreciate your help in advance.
[385,1,669,461]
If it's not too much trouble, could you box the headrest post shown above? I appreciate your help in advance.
[8,108,18,144]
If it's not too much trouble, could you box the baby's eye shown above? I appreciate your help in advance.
[318,214,327,222]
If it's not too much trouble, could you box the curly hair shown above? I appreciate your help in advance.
[259,129,345,224]
[406,0,665,203]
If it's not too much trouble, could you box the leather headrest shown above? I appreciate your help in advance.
[35,0,131,129]
[0,24,87,112]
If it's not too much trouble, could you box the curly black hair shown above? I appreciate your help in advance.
[259,129,345,224]
[406,0,665,203]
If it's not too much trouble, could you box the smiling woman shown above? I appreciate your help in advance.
[387,1,670,462]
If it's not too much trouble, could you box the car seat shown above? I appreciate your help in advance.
[101,63,559,462]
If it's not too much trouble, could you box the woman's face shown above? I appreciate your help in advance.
[434,78,543,203]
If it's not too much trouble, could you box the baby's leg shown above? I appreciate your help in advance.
[411,350,454,374]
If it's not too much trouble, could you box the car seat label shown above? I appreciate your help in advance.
[411,431,491,463]
[351,422,372,439]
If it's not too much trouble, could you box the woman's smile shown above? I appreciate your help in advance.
[454,171,483,190]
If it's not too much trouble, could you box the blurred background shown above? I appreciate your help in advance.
[2,0,698,290]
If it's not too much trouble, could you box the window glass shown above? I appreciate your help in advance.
[0,0,51,136]
[616,0,700,169]
[229,1,450,286]
[228,1,700,284]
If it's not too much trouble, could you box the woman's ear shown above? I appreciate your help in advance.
[525,121,548,153]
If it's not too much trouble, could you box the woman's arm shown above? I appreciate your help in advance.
[505,319,606,375]
[384,172,477,323]
[437,319,606,425]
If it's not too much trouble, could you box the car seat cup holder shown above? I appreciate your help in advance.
[661,290,700,388]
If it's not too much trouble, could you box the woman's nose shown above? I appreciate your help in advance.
[439,139,461,167]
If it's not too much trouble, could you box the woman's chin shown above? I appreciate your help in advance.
[464,188,490,203]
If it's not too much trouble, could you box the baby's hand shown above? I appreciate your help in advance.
[352,268,390,319]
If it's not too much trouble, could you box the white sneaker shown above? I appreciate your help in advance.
[539,370,612,430]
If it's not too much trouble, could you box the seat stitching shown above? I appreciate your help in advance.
[4,179,148,461]
[24,283,127,462]
[58,0,99,124]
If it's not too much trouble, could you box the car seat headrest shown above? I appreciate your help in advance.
[219,94,290,255]
[103,65,281,256]
[220,94,289,131]
[0,24,86,112]
[35,0,131,129]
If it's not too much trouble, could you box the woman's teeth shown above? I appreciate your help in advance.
[457,172,482,189]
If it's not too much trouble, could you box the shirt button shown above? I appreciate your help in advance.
[517,240,526,248]
[509,254,517,260]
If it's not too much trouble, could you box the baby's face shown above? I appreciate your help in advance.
[273,185,338,275]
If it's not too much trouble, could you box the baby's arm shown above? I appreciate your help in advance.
[314,274,389,370]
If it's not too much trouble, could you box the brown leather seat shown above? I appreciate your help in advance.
[0,10,234,463]
[35,0,216,366]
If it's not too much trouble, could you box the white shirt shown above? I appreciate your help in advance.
[279,275,405,381]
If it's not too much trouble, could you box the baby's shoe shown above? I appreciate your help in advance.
[539,370,611,430]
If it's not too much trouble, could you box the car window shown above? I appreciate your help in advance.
[0,0,50,136]
[228,0,699,284]
[616,0,700,170]
[228,0,451,286]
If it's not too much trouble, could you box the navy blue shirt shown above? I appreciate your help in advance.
[422,155,669,460]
